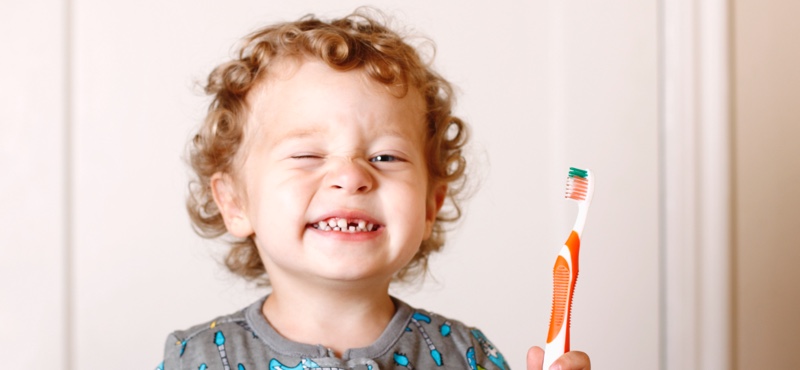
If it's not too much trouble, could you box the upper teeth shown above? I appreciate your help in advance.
[313,217,376,232]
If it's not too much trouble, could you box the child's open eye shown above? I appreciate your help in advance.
[369,154,400,163]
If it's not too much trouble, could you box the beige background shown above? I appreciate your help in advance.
[733,0,800,368]
[3,0,796,369]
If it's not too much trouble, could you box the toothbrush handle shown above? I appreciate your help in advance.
[543,231,581,368]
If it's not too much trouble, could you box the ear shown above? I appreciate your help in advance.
[210,172,254,238]
[424,183,448,239]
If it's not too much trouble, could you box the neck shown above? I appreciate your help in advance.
[263,278,396,357]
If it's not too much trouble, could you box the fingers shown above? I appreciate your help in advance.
[526,346,544,370]
[527,347,591,370]
[550,351,591,370]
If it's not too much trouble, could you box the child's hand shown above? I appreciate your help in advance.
[526,346,591,370]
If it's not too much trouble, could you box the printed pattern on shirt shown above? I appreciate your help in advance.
[159,299,510,370]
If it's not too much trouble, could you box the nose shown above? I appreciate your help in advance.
[325,157,374,194]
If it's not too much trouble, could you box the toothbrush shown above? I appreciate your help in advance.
[543,167,594,368]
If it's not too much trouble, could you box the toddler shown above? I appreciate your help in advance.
[161,9,589,370]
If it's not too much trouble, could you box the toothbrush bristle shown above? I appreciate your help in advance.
[566,167,589,201]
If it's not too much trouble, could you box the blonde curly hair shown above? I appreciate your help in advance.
[187,9,469,285]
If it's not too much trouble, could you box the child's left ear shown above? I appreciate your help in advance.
[424,183,448,238]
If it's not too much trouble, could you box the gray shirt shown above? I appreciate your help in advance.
[159,296,510,369]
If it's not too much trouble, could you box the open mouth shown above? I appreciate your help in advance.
[309,217,381,233]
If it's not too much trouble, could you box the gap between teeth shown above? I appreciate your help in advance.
[312,218,376,232]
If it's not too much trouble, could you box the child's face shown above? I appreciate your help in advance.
[214,60,444,288]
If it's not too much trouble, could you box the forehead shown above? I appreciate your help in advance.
[244,59,427,143]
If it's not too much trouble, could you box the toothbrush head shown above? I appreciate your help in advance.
[565,167,593,203]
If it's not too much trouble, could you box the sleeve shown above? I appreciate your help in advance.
[468,328,511,370]
[161,333,184,370]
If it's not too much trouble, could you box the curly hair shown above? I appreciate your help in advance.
[187,9,469,285]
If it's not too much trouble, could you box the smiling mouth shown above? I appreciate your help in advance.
[309,217,381,233]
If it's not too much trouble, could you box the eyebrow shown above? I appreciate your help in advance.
[274,125,417,142]
[271,126,328,142]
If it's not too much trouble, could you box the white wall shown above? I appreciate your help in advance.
[2,1,659,369]
[0,1,67,368]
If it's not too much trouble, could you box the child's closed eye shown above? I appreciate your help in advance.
[288,153,325,169]
[291,154,323,160]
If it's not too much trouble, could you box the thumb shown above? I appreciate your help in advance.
[527,346,544,370]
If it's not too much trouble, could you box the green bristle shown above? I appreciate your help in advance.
[568,167,588,178]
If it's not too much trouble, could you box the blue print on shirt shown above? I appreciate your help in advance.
[409,313,443,366]
[471,329,508,370]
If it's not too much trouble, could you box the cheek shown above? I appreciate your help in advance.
[391,179,431,229]
[248,173,316,228]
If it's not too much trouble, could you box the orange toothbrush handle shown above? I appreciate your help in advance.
[544,231,581,367]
